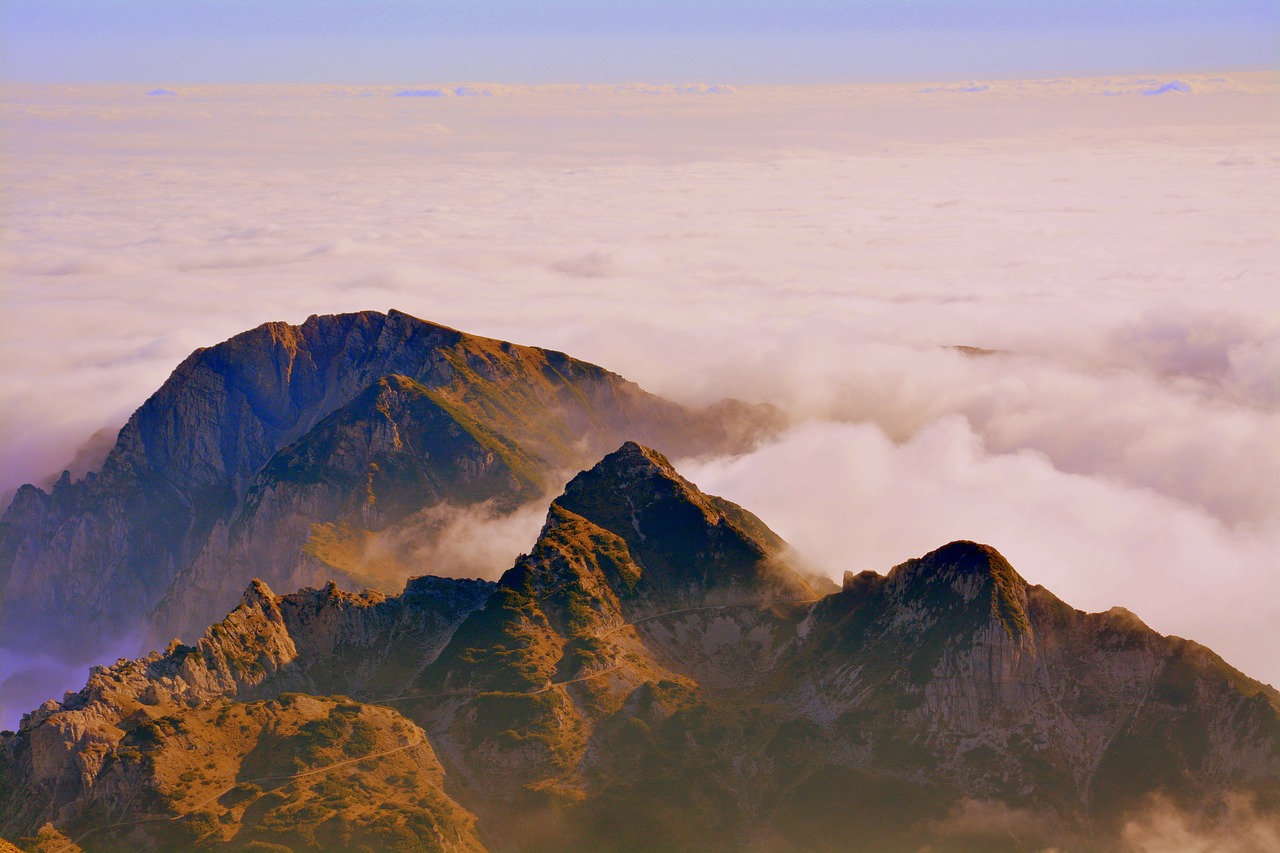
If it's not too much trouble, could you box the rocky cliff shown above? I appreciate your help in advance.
[0,572,491,838]
[0,311,782,657]
[3,444,1276,852]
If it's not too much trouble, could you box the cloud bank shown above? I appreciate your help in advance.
[0,74,1277,718]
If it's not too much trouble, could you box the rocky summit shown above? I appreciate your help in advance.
[0,311,783,658]
[2,443,1276,852]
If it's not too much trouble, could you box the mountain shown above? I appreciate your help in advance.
[0,311,782,657]
[3,443,1276,852]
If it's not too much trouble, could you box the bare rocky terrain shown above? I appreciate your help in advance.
[0,310,781,659]
[3,442,1277,851]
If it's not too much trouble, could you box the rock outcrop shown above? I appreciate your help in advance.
[0,572,492,844]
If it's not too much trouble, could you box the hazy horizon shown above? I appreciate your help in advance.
[3,0,1277,84]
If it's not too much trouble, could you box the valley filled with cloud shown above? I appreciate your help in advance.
[2,72,1277,703]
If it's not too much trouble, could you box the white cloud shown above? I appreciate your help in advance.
[375,501,551,583]
[0,73,1277,693]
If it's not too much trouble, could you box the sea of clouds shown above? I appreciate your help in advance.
[1,73,1277,724]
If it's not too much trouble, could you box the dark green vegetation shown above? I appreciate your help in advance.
[0,310,783,657]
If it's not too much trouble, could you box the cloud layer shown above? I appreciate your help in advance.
[1,74,1277,707]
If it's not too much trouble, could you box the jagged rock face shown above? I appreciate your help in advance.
[417,442,816,695]
[403,463,1279,852]
[767,542,1280,845]
[0,573,492,843]
[148,372,537,651]
[10,695,483,853]
[0,311,783,656]
[3,444,1278,852]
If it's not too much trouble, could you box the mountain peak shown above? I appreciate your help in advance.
[887,540,1031,639]
[917,540,1018,575]
[615,439,672,465]
[1,310,783,658]
[582,438,678,478]
[891,540,1024,583]
[558,441,706,518]
[241,577,277,608]
[548,442,814,604]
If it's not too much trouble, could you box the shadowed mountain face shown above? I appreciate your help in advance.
[3,444,1276,852]
[0,311,782,657]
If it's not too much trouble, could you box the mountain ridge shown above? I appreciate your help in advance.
[0,311,784,660]
[4,442,1275,851]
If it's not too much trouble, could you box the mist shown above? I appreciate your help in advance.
[367,501,552,584]
[1120,793,1280,853]
[918,792,1280,852]
[1,72,1277,724]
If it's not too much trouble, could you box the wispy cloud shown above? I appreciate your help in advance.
[1121,793,1280,853]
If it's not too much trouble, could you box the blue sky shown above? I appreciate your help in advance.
[2,0,1277,82]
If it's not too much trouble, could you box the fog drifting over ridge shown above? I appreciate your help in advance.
[1,73,1278,710]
